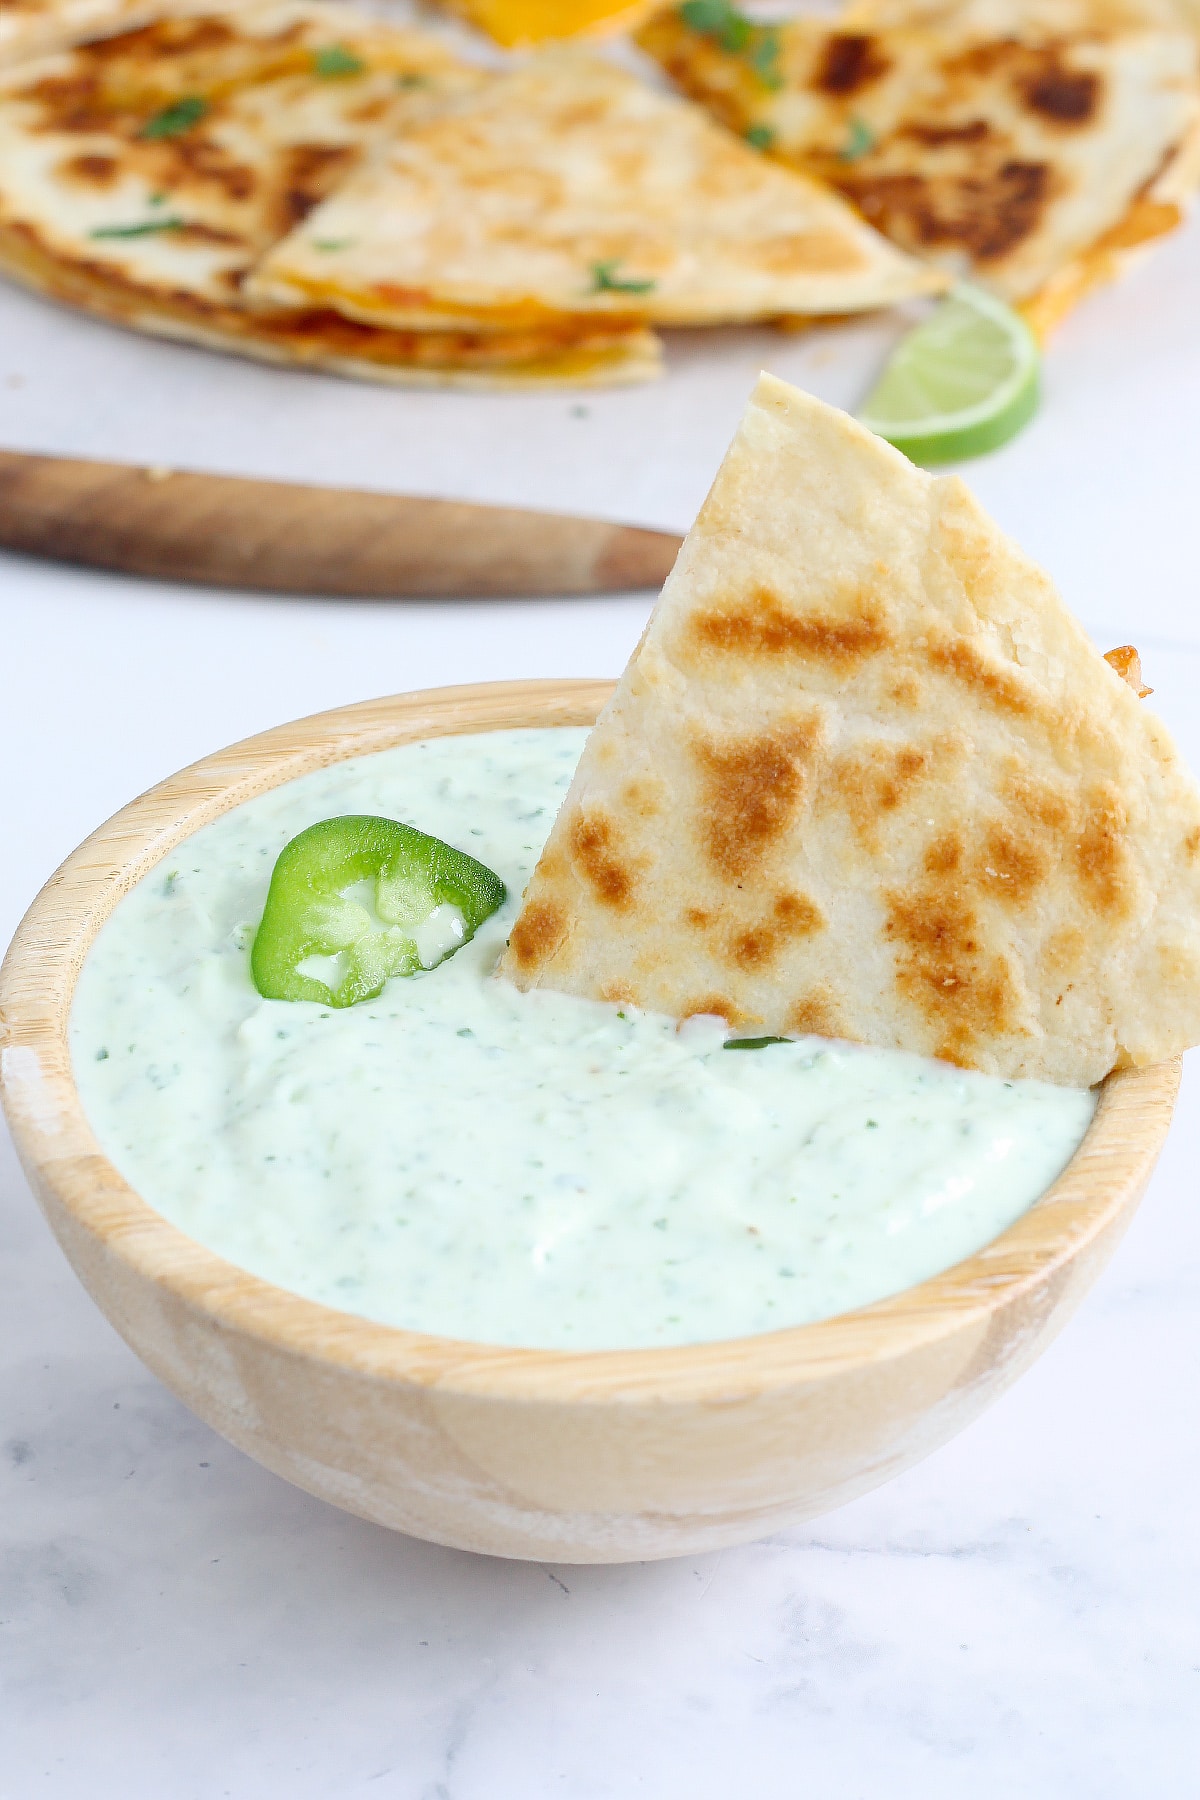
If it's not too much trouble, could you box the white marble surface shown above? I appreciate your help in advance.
[3,206,1200,1793]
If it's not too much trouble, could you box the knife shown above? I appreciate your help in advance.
[0,449,683,598]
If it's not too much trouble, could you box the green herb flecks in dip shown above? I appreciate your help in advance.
[70,728,1096,1352]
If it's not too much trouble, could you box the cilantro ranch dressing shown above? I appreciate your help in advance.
[70,728,1096,1351]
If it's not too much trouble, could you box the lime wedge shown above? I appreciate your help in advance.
[858,284,1041,464]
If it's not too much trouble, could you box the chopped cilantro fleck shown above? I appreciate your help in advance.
[95,1047,109,1061]
[680,0,749,51]
[395,71,428,88]
[840,117,876,162]
[312,44,365,78]
[140,95,208,140]
[90,216,188,239]
[744,123,775,151]
[679,1,781,87]
[747,29,782,87]
[311,238,354,252]
[590,260,656,295]
[723,1035,789,1050]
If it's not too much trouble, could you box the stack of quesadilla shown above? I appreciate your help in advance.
[501,375,1200,1086]
[0,3,603,387]
[245,52,945,340]
[639,2,1200,331]
[0,2,943,386]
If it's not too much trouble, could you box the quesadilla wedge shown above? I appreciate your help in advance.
[245,50,945,335]
[501,374,1200,1087]
[0,4,657,384]
[638,4,1200,311]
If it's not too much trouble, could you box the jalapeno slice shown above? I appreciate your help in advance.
[250,815,506,1008]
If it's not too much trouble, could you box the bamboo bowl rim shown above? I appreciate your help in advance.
[0,678,1180,1407]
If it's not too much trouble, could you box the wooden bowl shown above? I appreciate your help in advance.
[0,680,1180,1563]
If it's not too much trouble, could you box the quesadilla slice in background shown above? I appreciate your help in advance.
[0,2,657,384]
[245,50,945,338]
[501,373,1200,1087]
[638,3,1200,319]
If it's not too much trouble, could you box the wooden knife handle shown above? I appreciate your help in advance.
[0,450,683,598]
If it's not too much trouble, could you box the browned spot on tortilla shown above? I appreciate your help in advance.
[813,34,890,96]
[927,635,1034,717]
[1019,62,1100,127]
[842,160,1053,264]
[787,990,844,1039]
[1003,769,1070,833]
[100,16,239,60]
[774,891,823,933]
[890,673,922,708]
[600,981,636,1005]
[976,822,1049,907]
[901,118,991,147]
[620,776,663,820]
[507,898,567,973]
[729,890,824,971]
[1184,826,1200,863]
[684,906,715,929]
[694,717,823,881]
[58,152,120,187]
[826,740,932,845]
[347,97,391,125]
[23,72,113,135]
[1075,785,1133,919]
[281,142,357,226]
[924,830,963,877]
[177,220,247,246]
[569,810,635,910]
[884,878,1018,1061]
[163,132,259,205]
[689,587,890,666]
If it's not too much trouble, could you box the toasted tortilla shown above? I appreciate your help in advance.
[639,5,1200,305]
[245,50,945,333]
[0,4,474,313]
[0,4,657,384]
[501,374,1200,1086]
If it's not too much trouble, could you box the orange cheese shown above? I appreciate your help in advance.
[439,0,666,48]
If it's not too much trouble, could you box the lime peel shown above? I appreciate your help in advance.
[858,283,1041,464]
